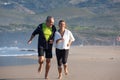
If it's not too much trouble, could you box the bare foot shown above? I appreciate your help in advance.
[45,76,48,79]
[45,73,49,80]
[65,70,68,75]
[58,74,62,79]
[65,72,68,75]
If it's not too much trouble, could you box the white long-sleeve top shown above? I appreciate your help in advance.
[54,29,75,49]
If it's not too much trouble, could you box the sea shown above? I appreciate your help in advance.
[0,31,81,57]
[0,31,38,57]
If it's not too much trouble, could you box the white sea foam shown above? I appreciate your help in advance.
[0,47,37,56]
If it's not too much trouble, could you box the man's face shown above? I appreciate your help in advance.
[46,18,54,27]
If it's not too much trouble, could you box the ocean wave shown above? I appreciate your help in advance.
[0,46,19,50]
[0,54,37,57]
[0,46,37,56]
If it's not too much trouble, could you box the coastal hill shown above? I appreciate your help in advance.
[0,0,120,27]
[0,0,120,45]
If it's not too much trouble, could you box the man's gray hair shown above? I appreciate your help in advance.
[46,16,54,22]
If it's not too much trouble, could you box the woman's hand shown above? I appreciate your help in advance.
[67,40,73,47]
[56,38,64,44]
[67,43,70,47]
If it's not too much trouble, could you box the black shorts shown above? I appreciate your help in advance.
[38,47,52,58]
[56,48,69,67]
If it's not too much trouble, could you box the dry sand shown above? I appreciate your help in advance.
[0,46,120,80]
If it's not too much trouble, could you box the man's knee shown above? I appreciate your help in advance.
[38,60,44,64]
[46,59,51,64]
[38,56,44,64]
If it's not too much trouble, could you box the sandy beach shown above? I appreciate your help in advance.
[0,46,120,80]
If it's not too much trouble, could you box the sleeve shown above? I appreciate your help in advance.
[54,31,61,42]
[51,25,56,40]
[32,24,42,36]
[69,31,75,42]
[53,31,61,47]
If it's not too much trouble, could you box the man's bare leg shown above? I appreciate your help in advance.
[38,56,44,73]
[45,58,51,79]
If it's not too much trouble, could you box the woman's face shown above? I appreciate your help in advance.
[59,21,66,29]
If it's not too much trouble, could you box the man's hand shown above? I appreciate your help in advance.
[49,40,53,44]
[27,40,32,44]
[27,35,34,44]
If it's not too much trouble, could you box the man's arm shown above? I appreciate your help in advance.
[27,35,35,44]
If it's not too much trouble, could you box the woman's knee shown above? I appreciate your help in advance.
[58,61,62,67]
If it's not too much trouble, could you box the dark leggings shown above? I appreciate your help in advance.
[56,48,69,67]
